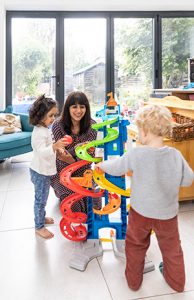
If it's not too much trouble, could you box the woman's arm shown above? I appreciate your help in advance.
[57,149,76,164]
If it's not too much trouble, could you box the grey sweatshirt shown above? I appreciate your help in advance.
[100,146,194,220]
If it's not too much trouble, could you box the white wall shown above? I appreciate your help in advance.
[3,0,194,11]
[1,0,194,109]
[0,1,5,110]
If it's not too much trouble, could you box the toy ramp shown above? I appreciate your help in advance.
[59,160,104,242]
[60,218,87,242]
[93,169,130,197]
[59,193,88,241]
[72,169,93,188]
[93,193,121,215]
[60,160,103,197]
[75,117,119,163]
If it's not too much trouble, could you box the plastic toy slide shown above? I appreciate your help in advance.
[75,117,119,162]
[59,160,104,241]
[93,193,121,215]
[60,160,104,197]
[93,168,130,197]
[59,193,88,241]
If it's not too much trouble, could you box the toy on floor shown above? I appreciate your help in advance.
[59,93,155,273]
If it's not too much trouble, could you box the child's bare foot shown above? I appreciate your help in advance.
[35,227,54,239]
[45,217,54,225]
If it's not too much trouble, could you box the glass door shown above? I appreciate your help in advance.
[114,18,153,113]
[64,18,106,117]
[11,18,56,113]
[162,17,194,88]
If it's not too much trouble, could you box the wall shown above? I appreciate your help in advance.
[4,0,194,11]
[0,0,5,110]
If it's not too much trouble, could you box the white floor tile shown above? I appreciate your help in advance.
[0,168,12,191]
[98,240,174,300]
[0,191,6,218]
[178,211,194,246]
[1,155,194,300]
[0,189,61,231]
[150,291,194,299]
[0,228,112,300]
[8,167,32,190]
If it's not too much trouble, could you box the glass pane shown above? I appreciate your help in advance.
[64,18,106,117]
[162,18,194,88]
[12,18,56,113]
[114,18,153,114]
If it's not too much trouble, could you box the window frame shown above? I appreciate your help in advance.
[6,10,194,109]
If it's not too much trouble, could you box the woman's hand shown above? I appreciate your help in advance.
[53,138,69,153]
[57,149,76,164]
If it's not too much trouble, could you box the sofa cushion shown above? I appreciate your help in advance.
[0,132,32,150]
[0,113,22,134]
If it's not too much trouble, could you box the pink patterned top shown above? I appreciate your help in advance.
[50,118,97,211]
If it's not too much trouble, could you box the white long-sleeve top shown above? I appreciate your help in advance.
[100,146,194,220]
[30,125,57,176]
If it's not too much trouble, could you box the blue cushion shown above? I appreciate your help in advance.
[19,114,33,132]
[0,132,32,150]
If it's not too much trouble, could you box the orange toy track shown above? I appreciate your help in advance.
[72,169,93,188]
[93,193,121,215]
[59,160,104,241]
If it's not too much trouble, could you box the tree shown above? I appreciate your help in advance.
[115,17,194,92]
[12,19,55,98]
[162,18,194,88]
[13,39,51,97]
[115,18,152,81]
[114,18,153,105]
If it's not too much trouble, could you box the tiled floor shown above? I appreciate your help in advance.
[0,153,194,300]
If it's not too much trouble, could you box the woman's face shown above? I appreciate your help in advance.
[69,103,86,122]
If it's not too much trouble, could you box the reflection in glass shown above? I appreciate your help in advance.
[12,18,56,113]
[114,18,153,111]
[162,18,194,88]
[64,18,106,116]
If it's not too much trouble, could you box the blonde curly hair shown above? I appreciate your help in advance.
[135,104,173,137]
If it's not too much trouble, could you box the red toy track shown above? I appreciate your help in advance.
[59,160,104,241]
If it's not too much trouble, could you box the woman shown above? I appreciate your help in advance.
[50,91,100,213]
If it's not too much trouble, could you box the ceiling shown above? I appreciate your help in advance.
[3,0,194,11]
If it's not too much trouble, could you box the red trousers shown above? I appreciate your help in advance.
[125,208,185,292]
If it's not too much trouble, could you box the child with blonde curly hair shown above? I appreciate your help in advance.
[95,104,194,292]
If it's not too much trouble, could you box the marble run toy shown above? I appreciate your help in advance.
[59,160,103,241]
[96,92,121,119]
[106,92,119,114]
[59,117,128,242]
[59,98,154,273]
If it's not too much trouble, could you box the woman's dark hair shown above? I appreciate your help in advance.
[29,95,57,126]
[60,91,91,134]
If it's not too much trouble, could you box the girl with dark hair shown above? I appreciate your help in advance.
[29,95,66,239]
[50,91,101,212]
